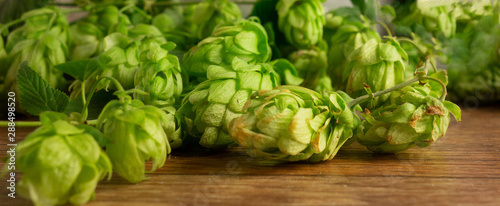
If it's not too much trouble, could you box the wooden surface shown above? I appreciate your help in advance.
[1,106,500,206]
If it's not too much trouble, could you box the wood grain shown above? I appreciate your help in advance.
[1,106,499,206]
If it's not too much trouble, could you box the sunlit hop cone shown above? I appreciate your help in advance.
[277,0,325,49]
[328,17,381,90]
[356,78,461,153]
[228,86,360,162]
[2,112,111,206]
[183,18,271,77]
[178,58,281,149]
[192,0,241,40]
[345,38,407,108]
[97,97,171,183]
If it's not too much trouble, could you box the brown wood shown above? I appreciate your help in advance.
[1,106,499,206]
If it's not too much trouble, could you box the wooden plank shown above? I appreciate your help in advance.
[0,106,499,205]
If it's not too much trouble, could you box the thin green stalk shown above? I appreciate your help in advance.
[0,120,98,127]
[422,76,448,101]
[375,20,393,37]
[348,73,449,108]
[348,77,420,108]
[80,81,87,124]
[52,0,257,7]
[100,76,125,92]
[398,37,427,57]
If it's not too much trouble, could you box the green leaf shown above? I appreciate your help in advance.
[54,57,108,81]
[17,61,70,115]
[443,101,461,122]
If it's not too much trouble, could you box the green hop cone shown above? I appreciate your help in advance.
[178,58,281,149]
[345,38,408,108]
[356,78,462,154]
[70,24,167,97]
[68,5,127,60]
[287,40,332,92]
[134,42,184,107]
[277,0,325,49]
[228,85,359,163]
[393,1,457,41]
[97,98,171,183]
[192,0,241,40]
[3,112,112,206]
[328,18,381,90]
[3,6,69,94]
[183,18,271,77]
[133,42,184,149]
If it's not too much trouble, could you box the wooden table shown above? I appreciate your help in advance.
[1,106,500,206]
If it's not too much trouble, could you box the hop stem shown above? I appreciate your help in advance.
[52,0,257,7]
[397,37,427,57]
[347,77,420,108]
[0,120,98,127]
[375,20,393,37]
[347,74,448,108]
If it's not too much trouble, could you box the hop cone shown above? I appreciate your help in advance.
[4,112,111,206]
[134,42,184,107]
[178,58,281,149]
[2,6,69,94]
[393,1,457,40]
[69,5,127,60]
[183,18,271,77]
[288,40,332,92]
[97,98,171,183]
[356,77,461,153]
[70,24,168,99]
[328,18,381,90]
[277,0,325,49]
[192,0,241,40]
[228,86,359,163]
[345,38,407,108]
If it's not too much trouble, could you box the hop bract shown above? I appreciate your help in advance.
[192,0,241,40]
[178,58,281,149]
[134,42,184,107]
[277,0,325,49]
[97,98,171,183]
[183,18,271,77]
[345,38,407,108]
[229,86,359,162]
[6,112,111,206]
[356,82,461,153]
